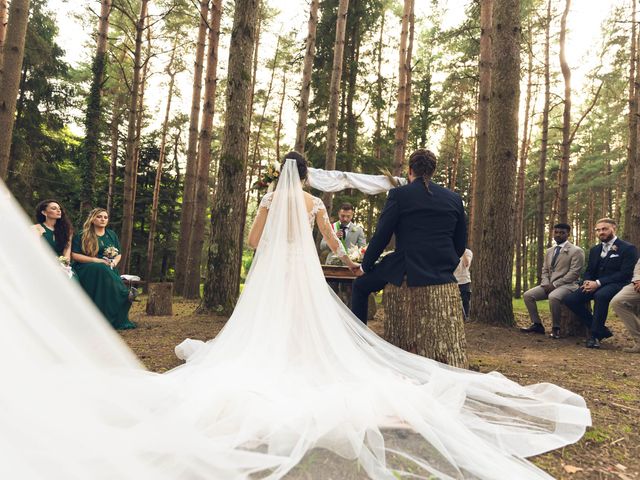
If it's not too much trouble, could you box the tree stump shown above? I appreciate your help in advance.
[384,282,468,368]
[559,304,589,337]
[146,282,173,316]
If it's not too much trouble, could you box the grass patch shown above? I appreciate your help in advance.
[584,427,610,443]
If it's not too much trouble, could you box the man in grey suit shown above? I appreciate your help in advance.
[521,223,585,339]
[320,203,367,265]
[611,259,640,353]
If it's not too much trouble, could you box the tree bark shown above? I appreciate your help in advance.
[471,0,521,326]
[384,282,468,368]
[145,40,178,283]
[536,0,552,283]
[0,0,30,180]
[294,0,319,153]
[146,282,173,316]
[276,69,287,162]
[469,0,492,251]
[175,0,209,296]
[200,0,259,315]
[321,0,349,214]
[557,0,572,224]
[119,0,148,273]
[81,0,112,214]
[625,0,637,233]
[183,0,223,299]
[344,0,361,173]
[0,0,7,60]
[106,97,124,216]
[401,0,415,158]
[630,24,640,248]
[373,14,385,162]
[391,0,411,176]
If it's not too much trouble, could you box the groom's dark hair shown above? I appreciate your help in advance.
[282,151,308,180]
[409,149,437,194]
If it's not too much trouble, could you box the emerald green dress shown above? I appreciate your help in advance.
[40,223,64,255]
[72,229,136,330]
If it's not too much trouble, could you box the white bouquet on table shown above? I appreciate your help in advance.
[347,244,367,263]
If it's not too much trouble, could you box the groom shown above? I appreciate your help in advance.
[351,149,467,323]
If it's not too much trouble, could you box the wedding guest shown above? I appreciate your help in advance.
[32,199,72,261]
[520,223,584,339]
[563,218,638,349]
[72,208,136,330]
[454,248,473,320]
[320,203,366,265]
[610,259,640,353]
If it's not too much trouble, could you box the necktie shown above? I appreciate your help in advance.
[551,246,561,268]
[601,243,609,258]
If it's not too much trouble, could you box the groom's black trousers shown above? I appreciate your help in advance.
[352,270,388,324]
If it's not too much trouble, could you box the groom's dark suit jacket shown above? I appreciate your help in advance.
[361,179,466,287]
[583,238,638,286]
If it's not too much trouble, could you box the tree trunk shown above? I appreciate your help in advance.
[200,0,259,315]
[183,0,223,299]
[344,0,361,173]
[469,0,492,251]
[145,40,178,283]
[625,0,637,233]
[515,21,534,299]
[321,0,349,214]
[536,0,552,283]
[471,0,521,326]
[294,0,319,153]
[628,24,640,247]
[106,97,124,216]
[384,282,468,368]
[119,0,148,273]
[175,0,209,296]
[146,282,173,316]
[0,0,8,60]
[81,0,112,214]
[373,14,385,162]
[401,0,415,158]
[0,0,30,180]
[276,69,287,162]
[557,0,572,224]
[391,0,411,176]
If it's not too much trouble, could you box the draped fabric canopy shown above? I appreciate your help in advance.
[307,167,407,194]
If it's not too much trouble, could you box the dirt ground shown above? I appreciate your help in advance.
[122,299,640,480]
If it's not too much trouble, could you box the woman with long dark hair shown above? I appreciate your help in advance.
[71,208,136,330]
[32,199,73,261]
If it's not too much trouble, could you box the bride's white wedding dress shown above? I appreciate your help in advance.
[0,161,590,479]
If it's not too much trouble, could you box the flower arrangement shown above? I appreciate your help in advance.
[103,246,119,269]
[348,244,367,263]
[253,163,280,190]
[58,256,70,267]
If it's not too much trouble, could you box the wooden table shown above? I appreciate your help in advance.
[321,265,376,320]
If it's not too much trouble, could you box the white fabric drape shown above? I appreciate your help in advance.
[307,167,407,194]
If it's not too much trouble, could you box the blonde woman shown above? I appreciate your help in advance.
[71,208,136,330]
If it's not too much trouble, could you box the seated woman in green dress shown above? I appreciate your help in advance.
[32,199,73,260]
[72,208,136,330]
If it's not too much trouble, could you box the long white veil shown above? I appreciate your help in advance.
[171,160,591,479]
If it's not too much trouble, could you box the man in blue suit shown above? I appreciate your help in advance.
[350,149,467,323]
[563,218,638,348]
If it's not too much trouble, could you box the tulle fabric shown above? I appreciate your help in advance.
[172,160,591,479]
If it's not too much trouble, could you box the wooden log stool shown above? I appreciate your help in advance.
[384,282,468,368]
[146,282,173,316]
[558,303,589,337]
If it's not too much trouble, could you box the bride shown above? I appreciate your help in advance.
[0,153,590,480]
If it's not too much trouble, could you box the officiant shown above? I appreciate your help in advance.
[320,203,367,265]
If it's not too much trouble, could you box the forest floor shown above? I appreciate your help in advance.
[122,298,640,480]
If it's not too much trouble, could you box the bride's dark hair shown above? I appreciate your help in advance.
[282,151,308,180]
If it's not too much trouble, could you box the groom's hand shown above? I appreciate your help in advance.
[349,265,363,277]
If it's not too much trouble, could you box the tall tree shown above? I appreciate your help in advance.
[557,0,572,223]
[536,0,552,282]
[119,0,149,272]
[629,25,640,247]
[294,0,320,153]
[400,0,415,158]
[183,0,222,299]
[471,0,521,326]
[0,0,31,180]
[625,0,637,232]
[175,0,209,295]
[469,0,492,250]
[146,39,178,283]
[321,0,349,214]
[200,0,259,314]
[0,0,8,58]
[392,0,411,175]
[81,0,112,213]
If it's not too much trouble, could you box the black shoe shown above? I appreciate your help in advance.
[128,287,139,303]
[520,323,545,334]
[598,328,613,341]
[586,337,600,349]
[549,327,560,339]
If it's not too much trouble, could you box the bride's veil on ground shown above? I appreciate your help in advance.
[171,159,591,479]
[0,160,590,479]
